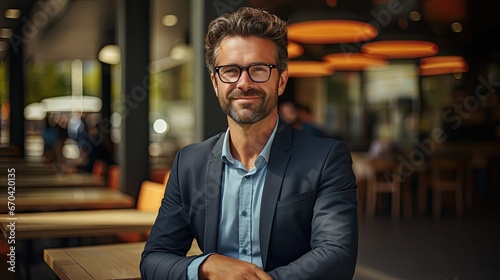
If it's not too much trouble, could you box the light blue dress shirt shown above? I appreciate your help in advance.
[187,118,278,279]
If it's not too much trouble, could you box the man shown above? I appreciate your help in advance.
[141,7,358,280]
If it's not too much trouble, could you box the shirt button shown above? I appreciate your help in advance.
[241,249,248,254]
[242,211,248,217]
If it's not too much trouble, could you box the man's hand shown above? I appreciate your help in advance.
[199,254,272,280]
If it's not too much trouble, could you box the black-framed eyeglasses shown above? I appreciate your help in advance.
[214,63,277,84]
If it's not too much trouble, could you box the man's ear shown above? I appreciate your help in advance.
[278,69,289,96]
[211,73,219,97]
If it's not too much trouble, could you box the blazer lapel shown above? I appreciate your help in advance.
[203,135,225,253]
[260,120,292,268]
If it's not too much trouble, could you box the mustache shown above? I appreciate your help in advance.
[228,88,264,99]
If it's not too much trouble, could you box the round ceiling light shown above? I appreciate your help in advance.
[288,42,304,59]
[98,45,121,65]
[323,53,388,71]
[287,20,378,44]
[420,56,468,76]
[361,40,438,59]
[287,61,334,77]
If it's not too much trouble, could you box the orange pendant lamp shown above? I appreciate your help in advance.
[361,40,439,59]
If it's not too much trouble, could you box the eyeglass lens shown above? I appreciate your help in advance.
[218,64,272,83]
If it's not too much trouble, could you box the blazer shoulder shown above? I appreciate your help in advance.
[292,128,345,149]
[176,132,225,162]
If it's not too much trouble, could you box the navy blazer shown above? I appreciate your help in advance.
[141,120,358,280]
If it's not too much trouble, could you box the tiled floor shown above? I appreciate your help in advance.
[354,207,500,280]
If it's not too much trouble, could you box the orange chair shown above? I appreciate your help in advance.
[107,165,120,190]
[136,180,167,212]
[116,180,166,242]
[91,159,107,177]
[163,169,171,185]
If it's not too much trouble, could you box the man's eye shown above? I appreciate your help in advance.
[223,68,239,74]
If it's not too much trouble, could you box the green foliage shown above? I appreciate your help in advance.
[25,59,102,104]
[26,60,72,104]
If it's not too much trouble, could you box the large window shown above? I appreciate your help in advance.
[365,63,420,149]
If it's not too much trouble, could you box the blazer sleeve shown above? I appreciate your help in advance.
[140,150,201,279]
[268,140,358,280]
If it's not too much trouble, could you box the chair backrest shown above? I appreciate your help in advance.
[163,169,171,185]
[367,158,400,187]
[107,165,120,190]
[92,159,107,177]
[136,180,166,211]
[430,157,464,189]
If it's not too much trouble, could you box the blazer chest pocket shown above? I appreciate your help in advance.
[276,190,313,210]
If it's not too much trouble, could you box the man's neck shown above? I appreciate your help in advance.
[227,114,277,170]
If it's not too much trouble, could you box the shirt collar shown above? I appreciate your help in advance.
[221,116,279,166]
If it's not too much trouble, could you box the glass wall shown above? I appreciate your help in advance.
[149,63,194,166]
[24,59,103,162]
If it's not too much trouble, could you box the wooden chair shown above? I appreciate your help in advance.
[417,164,431,216]
[365,158,403,221]
[107,165,120,190]
[116,180,166,242]
[429,157,465,219]
[136,180,166,212]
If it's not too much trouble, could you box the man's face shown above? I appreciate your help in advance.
[211,36,288,124]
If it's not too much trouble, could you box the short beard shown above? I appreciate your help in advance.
[224,103,266,124]
[220,88,271,124]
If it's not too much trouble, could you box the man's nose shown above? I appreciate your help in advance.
[236,69,254,89]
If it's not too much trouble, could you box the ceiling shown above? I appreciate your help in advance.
[0,0,34,59]
[1,0,500,64]
[252,0,500,63]
[0,0,116,60]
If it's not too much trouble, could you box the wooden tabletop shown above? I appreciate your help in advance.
[0,209,158,240]
[0,187,134,213]
[0,173,105,188]
[44,241,202,280]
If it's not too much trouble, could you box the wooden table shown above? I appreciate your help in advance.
[0,159,58,176]
[44,241,202,280]
[0,209,158,240]
[0,187,134,213]
[0,173,105,188]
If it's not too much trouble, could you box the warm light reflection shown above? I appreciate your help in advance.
[111,112,121,127]
[5,9,21,19]
[62,139,80,159]
[451,22,463,33]
[149,142,162,157]
[162,15,178,27]
[98,45,121,65]
[287,20,378,44]
[41,96,102,113]
[0,28,12,39]
[409,11,421,21]
[287,61,333,77]
[323,53,388,71]
[24,102,47,120]
[420,56,468,76]
[362,40,438,59]
[288,42,304,59]
[153,119,169,134]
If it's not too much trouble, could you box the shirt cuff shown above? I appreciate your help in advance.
[187,254,212,280]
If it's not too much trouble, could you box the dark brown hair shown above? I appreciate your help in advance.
[204,7,288,74]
